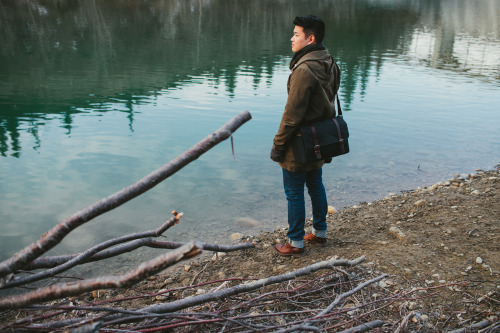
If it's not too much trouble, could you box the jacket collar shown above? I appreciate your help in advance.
[289,43,325,70]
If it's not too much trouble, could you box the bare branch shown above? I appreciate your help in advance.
[448,319,492,333]
[2,212,183,289]
[336,320,386,333]
[0,240,203,310]
[26,239,255,270]
[0,110,252,279]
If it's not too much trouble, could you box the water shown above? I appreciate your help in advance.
[0,0,499,270]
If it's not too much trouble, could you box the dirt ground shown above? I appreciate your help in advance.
[138,165,499,331]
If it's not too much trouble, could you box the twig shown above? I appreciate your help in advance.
[0,111,252,279]
[2,212,182,289]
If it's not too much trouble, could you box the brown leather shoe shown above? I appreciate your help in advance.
[274,243,304,257]
[304,233,327,247]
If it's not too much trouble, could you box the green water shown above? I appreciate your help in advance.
[0,0,499,270]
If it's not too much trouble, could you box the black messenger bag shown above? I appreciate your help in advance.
[293,95,349,164]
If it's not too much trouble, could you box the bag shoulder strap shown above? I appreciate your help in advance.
[336,94,343,117]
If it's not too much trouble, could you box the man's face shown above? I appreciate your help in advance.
[291,25,313,53]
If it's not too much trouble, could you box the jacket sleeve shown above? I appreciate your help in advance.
[273,66,316,150]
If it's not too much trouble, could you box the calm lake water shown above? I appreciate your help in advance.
[1,0,499,269]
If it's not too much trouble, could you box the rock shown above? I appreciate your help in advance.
[327,206,337,214]
[195,289,206,295]
[184,265,191,272]
[470,190,481,195]
[414,199,428,207]
[389,226,407,241]
[236,217,261,228]
[378,281,388,288]
[163,278,173,285]
[420,314,429,322]
[476,257,483,264]
[155,289,170,301]
[230,233,243,241]
[212,252,227,261]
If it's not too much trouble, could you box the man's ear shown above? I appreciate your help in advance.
[308,35,316,45]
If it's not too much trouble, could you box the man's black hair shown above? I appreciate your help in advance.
[293,15,325,43]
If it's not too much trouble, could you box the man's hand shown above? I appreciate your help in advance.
[270,148,284,162]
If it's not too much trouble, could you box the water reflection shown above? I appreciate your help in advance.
[1,0,499,156]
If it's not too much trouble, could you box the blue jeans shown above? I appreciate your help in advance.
[282,168,327,248]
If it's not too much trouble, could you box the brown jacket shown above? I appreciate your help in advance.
[273,49,341,172]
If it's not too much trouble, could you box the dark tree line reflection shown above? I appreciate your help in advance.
[0,0,498,157]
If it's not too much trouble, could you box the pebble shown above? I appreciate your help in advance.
[470,190,481,195]
[476,257,483,264]
[389,226,407,240]
[235,217,261,228]
[155,289,170,301]
[414,199,428,207]
[230,233,243,241]
[327,206,337,214]
[378,281,388,288]
[212,252,227,261]
[184,265,191,272]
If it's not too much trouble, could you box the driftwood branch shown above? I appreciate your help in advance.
[1,212,183,289]
[26,239,255,271]
[0,110,252,279]
[0,240,203,310]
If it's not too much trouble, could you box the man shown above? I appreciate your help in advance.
[271,15,340,257]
